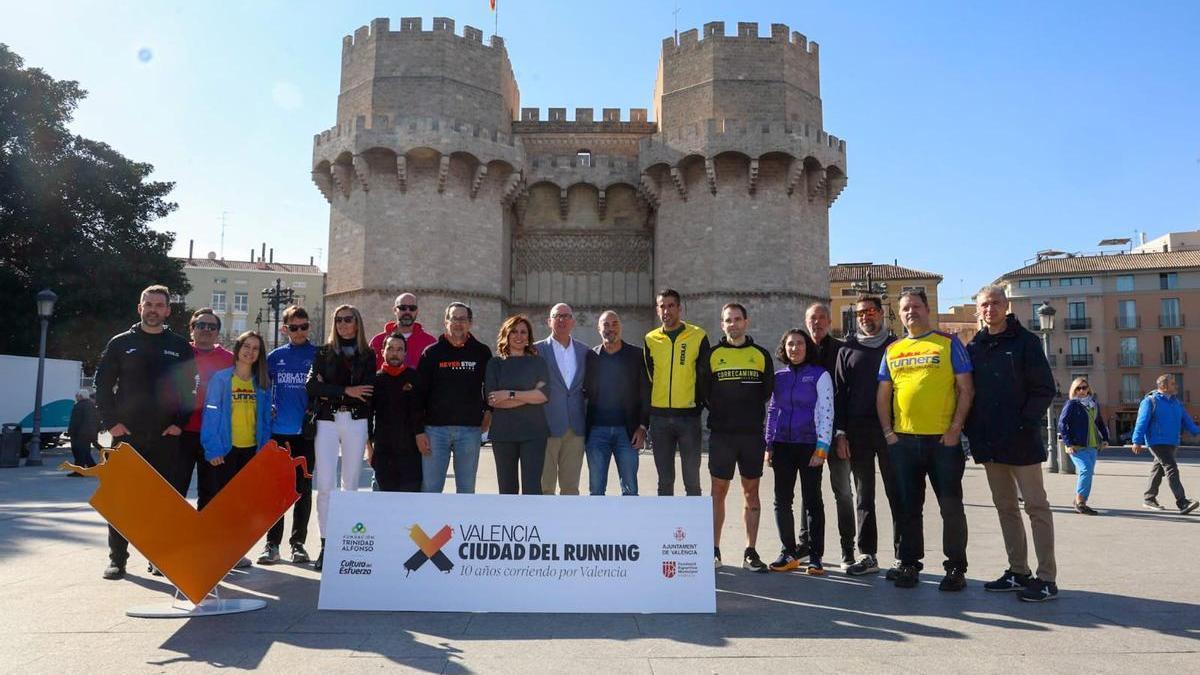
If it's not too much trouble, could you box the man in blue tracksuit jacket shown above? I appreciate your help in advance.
[1131,374,1200,514]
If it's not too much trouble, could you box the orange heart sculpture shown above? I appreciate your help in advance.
[62,440,309,604]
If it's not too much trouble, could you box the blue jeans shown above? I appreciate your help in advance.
[586,426,639,495]
[422,426,481,494]
[889,434,968,572]
[1069,448,1098,500]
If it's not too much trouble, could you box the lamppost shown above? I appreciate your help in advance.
[25,289,57,467]
[261,278,295,348]
[1038,301,1060,473]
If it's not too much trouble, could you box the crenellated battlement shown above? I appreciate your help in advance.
[649,118,846,154]
[660,21,818,57]
[341,17,505,55]
[313,114,518,150]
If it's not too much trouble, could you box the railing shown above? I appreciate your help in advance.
[1066,353,1094,367]
[1159,314,1186,329]
[1064,317,1092,330]
[1118,353,1143,367]
[1115,316,1141,330]
[1160,352,1188,366]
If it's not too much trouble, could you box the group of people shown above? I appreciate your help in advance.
[87,283,1200,603]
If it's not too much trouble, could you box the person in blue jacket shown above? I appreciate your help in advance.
[1058,377,1110,515]
[201,331,273,511]
[1131,374,1200,514]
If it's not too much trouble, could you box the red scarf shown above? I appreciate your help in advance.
[381,363,407,377]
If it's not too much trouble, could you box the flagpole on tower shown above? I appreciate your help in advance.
[493,0,499,38]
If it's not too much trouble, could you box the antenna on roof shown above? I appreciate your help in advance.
[672,0,680,40]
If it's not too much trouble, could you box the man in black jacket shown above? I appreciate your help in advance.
[833,296,899,577]
[805,302,852,565]
[369,333,426,492]
[583,310,649,496]
[965,286,1058,602]
[93,285,197,580]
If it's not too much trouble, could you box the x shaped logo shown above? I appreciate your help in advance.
[405,524,454,575]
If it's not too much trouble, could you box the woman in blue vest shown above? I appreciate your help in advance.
[1057,377,1109,515]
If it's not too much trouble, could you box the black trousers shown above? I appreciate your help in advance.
[891,434,968,572]
[372,443,424,493]
[180,430,205,503]
[493,438,548,495]
[267,434,316,546]
[197,446,255,510]
[772,442,825,560]
[844,424,902,559]
[108,432,191,566]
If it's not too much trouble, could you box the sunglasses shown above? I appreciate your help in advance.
[1074,385,1089,391]
[395,304,417,311]
[287,322,310,332]
[855,308,880,317]
[192,321,219,331]
[335,316,357,324]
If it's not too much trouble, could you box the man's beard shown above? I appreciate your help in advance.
[398,315,415,327]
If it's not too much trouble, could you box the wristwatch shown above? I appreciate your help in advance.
[508,390,516,400]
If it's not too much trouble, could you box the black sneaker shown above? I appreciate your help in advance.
[1075,503,1099,515]
[291,543,311,564]
[893,564,919,588]
[743,547,768,573]
[148,562,163,577]
[234,556,252,569]
[1143,499,1167,511]
[846,555,880,576]
[314,549,324,571]
[840,552,856,570]
[1181,499,1200,515]
[938,569,967,592]
[885,561,903,581]
[257,544,281,565]
[769,551,801,572]
[102,562,125,580]
[1018,579,1059,602]
[714,546,722,569]
[805,559,826,576]
[793,542,811,563]
[984,569,1031,592]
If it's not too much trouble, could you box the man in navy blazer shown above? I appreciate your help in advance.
[537,303,590,495]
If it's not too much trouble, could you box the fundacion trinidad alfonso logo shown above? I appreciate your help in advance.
[351,522,367,534]
[405,524,455,576]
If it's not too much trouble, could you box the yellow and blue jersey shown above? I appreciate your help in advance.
[877,330,972,435]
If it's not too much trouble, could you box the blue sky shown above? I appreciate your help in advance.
[5,0,1199,309]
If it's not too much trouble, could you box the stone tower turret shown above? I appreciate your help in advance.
[644,21,847,343]
[311,17,522,333]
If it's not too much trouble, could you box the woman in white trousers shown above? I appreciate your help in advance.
[305,304,376,571]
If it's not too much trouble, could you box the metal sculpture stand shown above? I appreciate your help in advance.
[126,584,266,618]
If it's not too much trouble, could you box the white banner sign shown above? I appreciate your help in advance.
[318,492,715,613]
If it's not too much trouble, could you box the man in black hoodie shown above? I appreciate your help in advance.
[93,285,197,580]
[833,296,899,577]
[965,286,1058,602]
[416,302,492,494]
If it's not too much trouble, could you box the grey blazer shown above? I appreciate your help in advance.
[536,336,589,437]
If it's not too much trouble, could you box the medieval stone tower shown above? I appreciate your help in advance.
[311,17,847,344]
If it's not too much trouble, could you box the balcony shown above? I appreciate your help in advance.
[1115,316,1141,330]
[1159,314,1186,329]
[1120,391,1143,405]
[1066,353,1094,367]
[1063,317,1092,330]
[1161,352,1188,366]
[1118,353,1143,367]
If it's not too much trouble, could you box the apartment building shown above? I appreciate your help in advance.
[173,244,325,349]
[999,247,1200,441]
[829,262,943,337]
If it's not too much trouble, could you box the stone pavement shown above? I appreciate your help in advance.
[1,444,1198,673]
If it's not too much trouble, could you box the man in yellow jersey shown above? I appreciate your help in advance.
[644,289,711,496]
[876,289,974,591]
[705,303,774,571]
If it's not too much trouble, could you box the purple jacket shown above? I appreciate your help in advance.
[766,363,834,456]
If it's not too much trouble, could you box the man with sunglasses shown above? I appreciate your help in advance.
[260,305,318,564]
[965,285,1058,602]
[181,309,234,514]
[833,296,900,577]
[370,293,437,370]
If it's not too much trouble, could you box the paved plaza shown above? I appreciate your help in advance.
[1,445,1198,673]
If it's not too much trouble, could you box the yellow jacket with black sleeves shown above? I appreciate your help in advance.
[644,322,711,416]
[704,336,775,434]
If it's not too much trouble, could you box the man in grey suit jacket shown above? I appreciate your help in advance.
[538,303,590,495]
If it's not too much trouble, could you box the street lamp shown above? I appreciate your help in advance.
[25,289,57,467]
[1037,301,1062,474]
[261,278,295,348]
